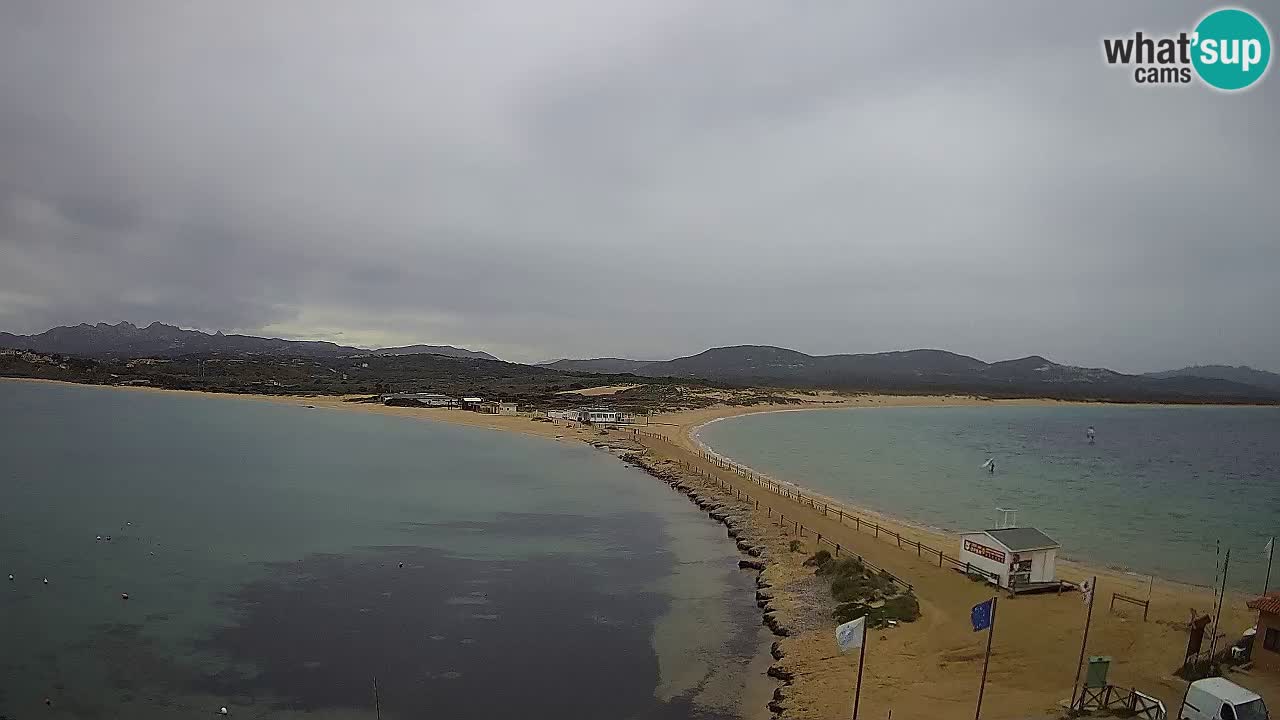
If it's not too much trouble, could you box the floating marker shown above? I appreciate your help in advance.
[96,535,102,541]
[219,707,229,715]
[398,562,404,568]
[43,578,49,585]
[121,593,129,600]
[7,574,12,581]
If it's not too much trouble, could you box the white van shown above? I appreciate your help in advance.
[1180,677,1269,720]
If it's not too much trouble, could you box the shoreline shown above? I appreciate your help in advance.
[6,376,1277,715]
[680,405,1258,600]
[3,375,1258,595]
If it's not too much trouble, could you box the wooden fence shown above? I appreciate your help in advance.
[1074,685,1166,720]
[1111,592,1150,621]
[629,429,1000,586]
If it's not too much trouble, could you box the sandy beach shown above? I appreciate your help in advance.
[6,377,1276,718]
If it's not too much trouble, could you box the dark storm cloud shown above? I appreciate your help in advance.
[1,1,1277,369]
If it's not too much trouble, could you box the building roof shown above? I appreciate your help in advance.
[981,527,1060,552]
[461,397,483,402]
[1247,592,1280,615]
[1189,677,1262,705]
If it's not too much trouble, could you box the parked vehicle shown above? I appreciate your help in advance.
[1180,678,1269,720]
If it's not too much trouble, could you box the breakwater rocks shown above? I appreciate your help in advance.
[626,453,801,718]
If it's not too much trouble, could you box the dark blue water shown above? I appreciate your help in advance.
[699,405,1280,588]
[0,380,765,719]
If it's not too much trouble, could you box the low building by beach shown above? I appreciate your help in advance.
[479,401,517,415]
[1246,592,1280,672]
[459,397,484,410]
[579,407,624,423]
[958,527,1061,591]
[380,392,457,407]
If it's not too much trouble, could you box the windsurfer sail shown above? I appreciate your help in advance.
[981,457,996,474]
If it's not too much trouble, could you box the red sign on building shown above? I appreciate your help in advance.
[964,539,1006,564]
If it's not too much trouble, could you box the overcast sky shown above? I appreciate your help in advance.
[1,2,1276,370]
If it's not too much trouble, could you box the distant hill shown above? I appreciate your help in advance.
[0,322,491,361]
[375,344,498,361]
[539,357,661,374]
[546,345,1279,402]
[1144,365,1280,392]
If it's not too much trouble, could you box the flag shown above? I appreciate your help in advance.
[1266,537,1273,558]
[1081,577,1094,607]
[836,616,866,653]
[971,598,994,632]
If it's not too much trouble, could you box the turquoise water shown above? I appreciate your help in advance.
[0,381,764,719]
[698,405,1280,588]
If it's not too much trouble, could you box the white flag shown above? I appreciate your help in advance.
[1266,537,1274,558]
[1081,577,1094,607]
[836,616,866,653]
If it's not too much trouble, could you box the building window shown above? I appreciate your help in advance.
[1265,626,1279,652]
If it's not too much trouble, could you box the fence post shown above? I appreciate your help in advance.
[939,549,943,567]
[875,523,879,538]
[835,543,841,556]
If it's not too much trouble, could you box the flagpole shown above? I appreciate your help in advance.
[1208,549,1230,665]
[853,618,868,720]
[1265,536,1274,595]
[974,596,998,720]
[1069,576,1097,711]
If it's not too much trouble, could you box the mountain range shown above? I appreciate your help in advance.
[542,345,1280,401]
[3,323,1278,402]
[0,322,495,361]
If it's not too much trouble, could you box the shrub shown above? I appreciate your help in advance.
[817,557,864,578]
[789,540,804,553]
[881,593,921,623]
[803,549,832,567]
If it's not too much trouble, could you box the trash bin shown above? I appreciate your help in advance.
[1085,656,1111,688]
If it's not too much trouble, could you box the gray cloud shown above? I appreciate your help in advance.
[1,1,1277,370]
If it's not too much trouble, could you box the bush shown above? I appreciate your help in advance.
[789,540,804,553]
[831,575,876,603]
[831,592,920,627]
[881,594,921,623]
[817,557,864,578]
[803,550,832,567]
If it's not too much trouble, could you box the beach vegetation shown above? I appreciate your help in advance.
[832,592,920,627]
[789,539,804,553]
[803,549,832,567]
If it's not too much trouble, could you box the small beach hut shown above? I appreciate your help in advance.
[1246,592,1280,672]
[958,527,1060,591]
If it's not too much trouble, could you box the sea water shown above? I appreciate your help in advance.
[0,380,765,719]
[698,404,1280,589]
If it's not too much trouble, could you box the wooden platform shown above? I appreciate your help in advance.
[1010,580,1076,596]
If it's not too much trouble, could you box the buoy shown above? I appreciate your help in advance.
[44,697,51,706]
[121,593,129,600]
[398,562,404,568]
[104,535,111,541]
[43,577,49,584]
[7,574,12,581]
[96,535,102,541]
[219,706,229,715]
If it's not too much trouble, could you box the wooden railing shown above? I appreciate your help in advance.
[629,429,1001,586]
[1111,592,1151,621]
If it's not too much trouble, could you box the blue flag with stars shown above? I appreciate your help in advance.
[971,598,994,632]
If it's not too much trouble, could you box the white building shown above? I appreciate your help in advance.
[480,401,518,415]
[957,527,1060,591]
[380,392,457,407]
